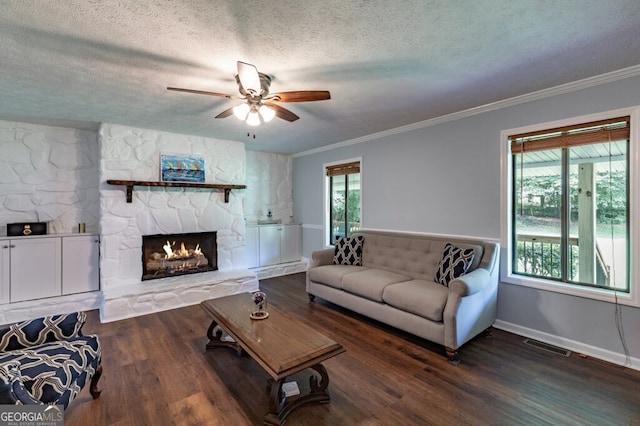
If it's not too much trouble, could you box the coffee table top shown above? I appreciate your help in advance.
[201,293,345,380]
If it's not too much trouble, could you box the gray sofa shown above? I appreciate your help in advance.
[306,230,499,361]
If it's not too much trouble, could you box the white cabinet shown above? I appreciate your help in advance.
[62,235,100,295]
[5,237,62,303]
[257,224,302,267]
[0,234,100,304]
[0,242,8,304]
[245,226,259,268]
[280,224,302,263]
[259,226,281,267]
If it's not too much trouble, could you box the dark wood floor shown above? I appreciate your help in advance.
[66,273,640,425]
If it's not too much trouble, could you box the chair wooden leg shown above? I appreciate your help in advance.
[308,293,316,303]
[89,365,103,399]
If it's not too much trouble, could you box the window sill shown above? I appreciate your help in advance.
[501,272,638,307]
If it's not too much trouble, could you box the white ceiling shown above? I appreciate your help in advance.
[2,1,640,154]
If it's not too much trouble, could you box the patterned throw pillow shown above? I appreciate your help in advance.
[333,236,365,266]
[434,243,475,286]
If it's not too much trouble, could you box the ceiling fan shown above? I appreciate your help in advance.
[167,61,330,126]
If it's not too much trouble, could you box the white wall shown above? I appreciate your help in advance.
[245,151,293,224]
[0,120,99,235]
[293,73,640,368]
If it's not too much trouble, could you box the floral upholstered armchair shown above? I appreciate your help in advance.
[0,312,102,409]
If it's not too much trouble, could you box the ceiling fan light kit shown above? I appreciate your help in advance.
[258,104,276,122]
[168,61,330,127]
[232,103,250,120]
[246,110,261,126]
[233,103,275,126]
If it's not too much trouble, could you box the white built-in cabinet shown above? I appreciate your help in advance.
[62,235,100,295]
[279,225,302,264]
[246,224,301,268]
[0,234,100,304]
[2,237,61,303]
[245,226,260,268]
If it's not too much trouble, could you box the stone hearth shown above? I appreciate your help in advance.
[101,270,257,323]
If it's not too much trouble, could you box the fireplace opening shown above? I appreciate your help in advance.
[142,232,217,281]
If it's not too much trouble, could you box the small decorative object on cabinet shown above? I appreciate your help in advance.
[250,291,268,320]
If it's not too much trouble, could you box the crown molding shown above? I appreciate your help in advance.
[293,64,640,158]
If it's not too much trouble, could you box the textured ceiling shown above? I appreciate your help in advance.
[1,1,640,154]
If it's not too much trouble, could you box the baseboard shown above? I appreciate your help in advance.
[493,320,640,372]
[251,260,308,280]
[0,292,102,325]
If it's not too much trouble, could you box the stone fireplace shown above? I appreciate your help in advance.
[142,231,218,280]
[98,123,258,322]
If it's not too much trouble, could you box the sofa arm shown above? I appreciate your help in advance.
[310,248,335,268]
[0,361,41,405]
[0,312,87,352]
[448,268,490,297]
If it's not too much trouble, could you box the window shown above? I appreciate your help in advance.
[325,160,361,245]
[501,108,639,305]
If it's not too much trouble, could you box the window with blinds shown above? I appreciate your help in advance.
[509,116,630,291]
[326,160,361,244]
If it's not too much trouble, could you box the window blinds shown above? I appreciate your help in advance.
[326,161,360,176]
[509,116,630,154]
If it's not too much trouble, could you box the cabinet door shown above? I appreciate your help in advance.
[245,226,259,268]
[0,241,9,304]
[10,238,62,302]
[62,235,100,294]
[259,226,281,266]
[280,225,302,263]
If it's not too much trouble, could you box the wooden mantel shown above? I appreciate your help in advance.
[106,180,246,203]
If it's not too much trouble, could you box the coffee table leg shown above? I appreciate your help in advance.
[264,363,331,425]
[205,320,244,356]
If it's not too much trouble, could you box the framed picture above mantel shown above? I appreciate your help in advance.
[160,153,205,183]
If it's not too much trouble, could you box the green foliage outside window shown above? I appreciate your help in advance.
[518,171,627,225]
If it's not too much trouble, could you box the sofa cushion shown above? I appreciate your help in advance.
[342,269,411,302]
[383,280,450,322]
[309,265,367,289]
[0,335,100,407]
[434,243,475,286]
[0,312,86,352]
[333,236,365,266]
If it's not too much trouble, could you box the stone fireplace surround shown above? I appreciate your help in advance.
[99,123,258,322]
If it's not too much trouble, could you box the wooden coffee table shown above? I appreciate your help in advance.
[201,293,345,425]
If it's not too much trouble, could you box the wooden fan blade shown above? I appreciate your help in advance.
[215,106,235,119]
[167,87,234,99]
[265,102,299,122]
[269,91,331,102]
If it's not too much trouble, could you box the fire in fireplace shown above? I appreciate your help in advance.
[142,232,217,280]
